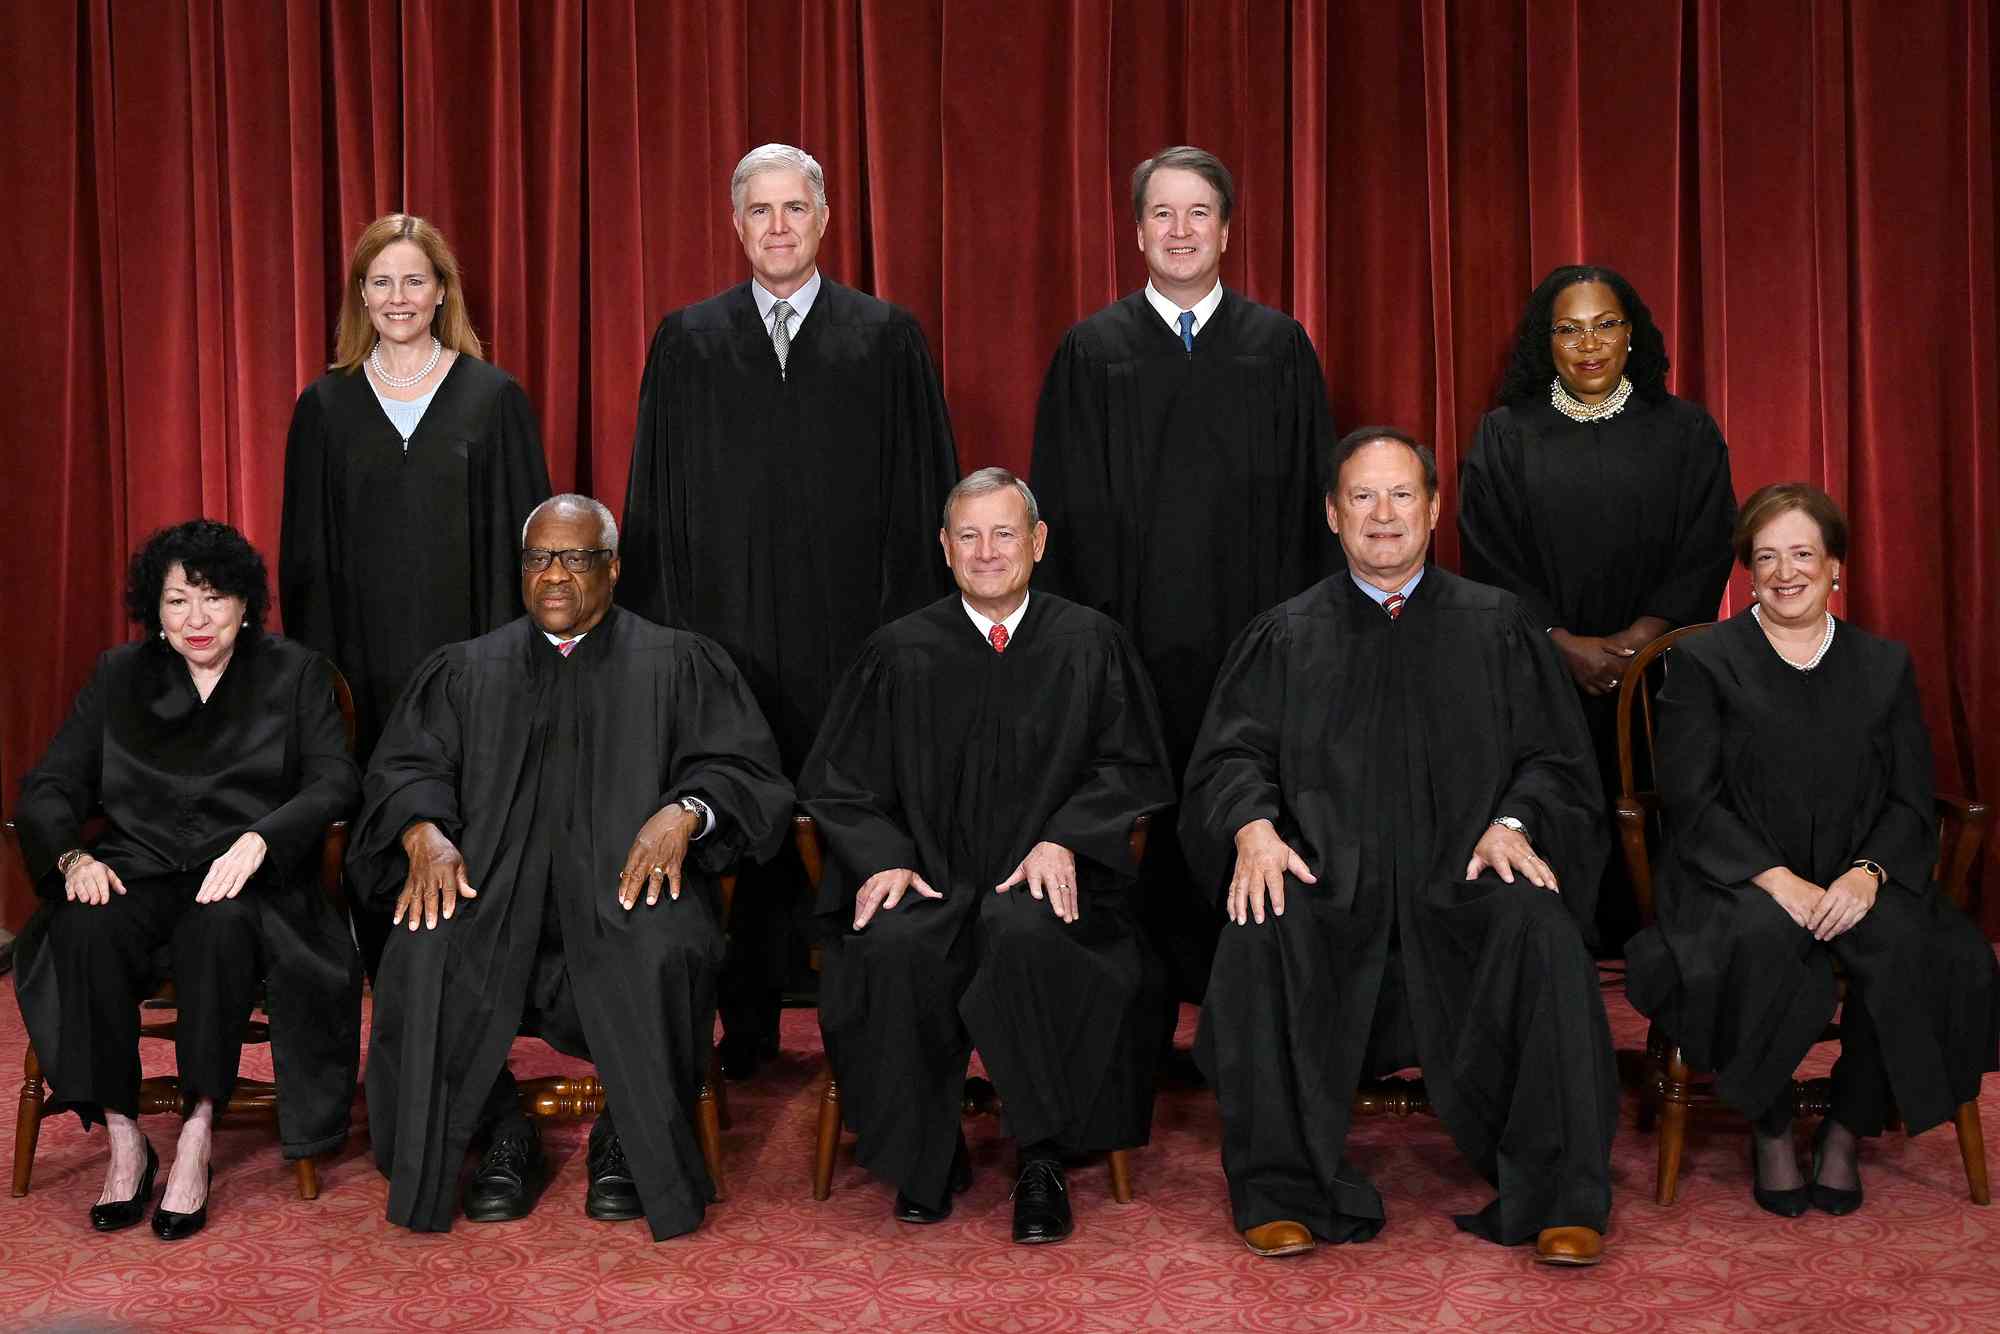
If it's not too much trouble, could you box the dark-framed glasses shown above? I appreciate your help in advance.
[1550,317,1631,348]
[521,547,612,574]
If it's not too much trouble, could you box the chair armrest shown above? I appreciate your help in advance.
[1613,795,1660,925]
[1936,795,1991,912]
[319,821,351,914]
[793,814,824,893]
[1128,813,1151,869]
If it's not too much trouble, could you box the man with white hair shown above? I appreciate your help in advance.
[620,144,960,1079]
[351,494,793,1240]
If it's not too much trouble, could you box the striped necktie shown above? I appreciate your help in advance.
[1383,592,1406,620]
[557,638,579,656]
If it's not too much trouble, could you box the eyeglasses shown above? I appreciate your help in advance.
[521,548,612,574]
[1550,318,1631,348]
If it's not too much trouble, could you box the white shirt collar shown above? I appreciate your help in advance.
[962,590,1030,645]
[1349,567,1425,607]
[1144,280,1224,341]
[752,269,823,327]
[543,629,587,649]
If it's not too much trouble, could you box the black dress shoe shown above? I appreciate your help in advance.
[463,1126,546,1222]
[1809,1119,1864,1215]
[892,1133,972,1224]
[1011,1158,1073,1245]
[585,1127,643,1222]
[90,1138,157,1233]
[151,1166,211,1241]
[1749,1133,1809,1218]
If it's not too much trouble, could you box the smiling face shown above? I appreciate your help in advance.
[1326,439,1440,593]
[1548,280,1633,404]
[521,505,620,638]
[733,168,827,297]
[939,485,1047,620]
[362,240,443,347]
[1748,506,1840,629]
[160,563,246,674]
[1136,167,1230,307]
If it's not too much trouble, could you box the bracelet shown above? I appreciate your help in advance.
[55,848,90,876]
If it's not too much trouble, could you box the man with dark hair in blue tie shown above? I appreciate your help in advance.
[1030,146,1336,1032]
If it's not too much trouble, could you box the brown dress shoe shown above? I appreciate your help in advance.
[1242,1220,1315,1257]
[1534,1226,1603,1266]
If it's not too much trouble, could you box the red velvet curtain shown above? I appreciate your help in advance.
[4,0,1996,930]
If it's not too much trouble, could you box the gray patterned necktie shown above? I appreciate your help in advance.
[771,299,794,375]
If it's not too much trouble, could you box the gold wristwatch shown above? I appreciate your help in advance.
[1851,858,1886,885]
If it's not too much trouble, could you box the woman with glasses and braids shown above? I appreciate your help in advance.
[1457,264,1738,949]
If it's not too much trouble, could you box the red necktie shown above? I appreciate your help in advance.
[1383,592,1406,620]
[989,623,1009,654]
[557,638,578,656]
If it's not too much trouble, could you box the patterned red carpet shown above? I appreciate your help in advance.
[3,969,1999,1332]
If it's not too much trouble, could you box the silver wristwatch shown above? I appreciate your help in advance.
[1489,816,1527,836]
[678,795,711,836]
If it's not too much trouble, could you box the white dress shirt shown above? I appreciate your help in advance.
[1143,280,1224,342]
[962,590,1030,647]
[1348,567,1425,608]
[752,268,823,343]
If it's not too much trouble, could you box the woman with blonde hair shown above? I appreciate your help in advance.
[279,213,549,971]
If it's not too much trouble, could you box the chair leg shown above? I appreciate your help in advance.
[1954,1100,1990,1206]
[294,1155,320,1201]
[1107,1149,1133,1204]
[14,1042,46,1197]
[695,1078,727,1203]
[811,1067,841,1202]
[1655,1043,1693,1206]
[708,1045,731,1130]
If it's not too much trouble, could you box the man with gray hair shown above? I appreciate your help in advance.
[351,493,794,1240]
[798,468,1173,1244]
[1030,145,1336,1031]
[621,144,960,1080]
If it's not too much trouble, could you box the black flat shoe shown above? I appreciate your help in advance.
[584,1128,643,1222]
[463,1126,546,1222]
[151,1166,211,1241]
[89,1138,157,1233]
[1749,1132,1809,1218]
[1809,1119,1864,1215]
[1011,1158,1073,1245]
[892,1133,972,1224]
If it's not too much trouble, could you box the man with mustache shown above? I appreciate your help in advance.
[351,494,793,1240]
[620,144,960,1081]
[1182,429,1618,1265]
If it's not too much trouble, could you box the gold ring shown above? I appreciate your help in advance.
[651,864,665,875]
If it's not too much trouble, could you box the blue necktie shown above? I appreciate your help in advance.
[1178,310,1196,352]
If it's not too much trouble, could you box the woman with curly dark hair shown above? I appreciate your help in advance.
[1457,265,1738,947]
[11,520,361,1240]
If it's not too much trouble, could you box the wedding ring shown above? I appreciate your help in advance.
[651,864,664,875]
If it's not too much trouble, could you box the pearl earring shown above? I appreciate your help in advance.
[158,630,165,640]
[1832,577,1840,591]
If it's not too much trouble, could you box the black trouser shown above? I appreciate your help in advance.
[42,870,262,1123]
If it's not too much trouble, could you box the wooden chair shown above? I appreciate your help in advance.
[794,814,1143,1203]
[510,875,734,1199]
[9,664,360,1202]
[1614,623,1992,1206]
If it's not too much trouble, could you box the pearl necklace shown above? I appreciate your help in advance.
[1550,374,1633,423]
[1752,604,1836,672]
[370,335,442,389]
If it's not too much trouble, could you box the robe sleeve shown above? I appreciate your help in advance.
[278,386,341,657]
[1457,412,1561,633]
[618,317,680,626]
[1037,629,1175,876]
[877,320,960,623]
[246,654,362,877]
[797,644,922,916]
[14,653,110,891]
[1282,324,1340,585]
[1177,611,1293,898]
[1655,644,1788,887]
[344,650,466,912]
[466,375,552,636]
[661,638,794,874]
[1029,331,1123,616]
[1640,409,1737,626]
[1491,604,1608,913]
[1854,649,1939,895]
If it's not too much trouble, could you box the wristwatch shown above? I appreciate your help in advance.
[1851,858,1886,885]
[1490,816,1527,837]
[55,848,89,876]
[678,795,712,837]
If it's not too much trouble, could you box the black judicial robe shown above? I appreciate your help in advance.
[800,593,1175,1205]
[1181,569,1616,1243]
[619,278,960,771]
[1625,613,1999,1132]
[348,608,793,1241]
[280,357,551,761]
[11,636,362,1154]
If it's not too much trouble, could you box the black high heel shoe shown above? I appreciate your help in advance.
[1809,1119,1864,1216]
[1749,1130,1810,1218]
[151,1165,212,1241]
[89,1138,158,1232]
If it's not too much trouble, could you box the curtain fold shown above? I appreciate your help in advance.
[3,0,1996,929]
